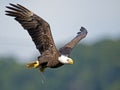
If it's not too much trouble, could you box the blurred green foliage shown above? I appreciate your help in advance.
[0,39,120,90]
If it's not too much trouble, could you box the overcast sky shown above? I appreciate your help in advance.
[0,0,120,62]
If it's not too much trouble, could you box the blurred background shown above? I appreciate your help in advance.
[0,0,120,90]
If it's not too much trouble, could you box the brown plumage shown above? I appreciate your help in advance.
[5,3,87,72]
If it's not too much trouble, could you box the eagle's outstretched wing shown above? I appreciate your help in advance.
[59,27,87,56]
[5,3,58,55]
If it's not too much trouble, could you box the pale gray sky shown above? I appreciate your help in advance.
[0,0,120,62]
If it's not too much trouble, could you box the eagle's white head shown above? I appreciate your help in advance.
[58,55,74,64]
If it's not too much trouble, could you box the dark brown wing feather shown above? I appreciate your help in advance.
[5,3,58,55]
[59,27,87,56]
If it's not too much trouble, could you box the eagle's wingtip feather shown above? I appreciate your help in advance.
[77,26,88,35]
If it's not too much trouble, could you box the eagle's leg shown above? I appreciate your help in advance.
[26,60,40,68]
[39,67,46,72]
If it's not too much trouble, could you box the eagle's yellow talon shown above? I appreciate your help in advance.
[26,61,39,68]
[34,61,39,68]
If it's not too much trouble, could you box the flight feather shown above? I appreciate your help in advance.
[59,27,87,56]
[5,3,57,55]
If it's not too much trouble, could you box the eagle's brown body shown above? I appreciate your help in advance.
[5,3,87,72]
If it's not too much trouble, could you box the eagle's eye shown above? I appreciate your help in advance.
[67,59,69,61]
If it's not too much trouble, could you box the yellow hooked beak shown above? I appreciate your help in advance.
[68,58,74,64]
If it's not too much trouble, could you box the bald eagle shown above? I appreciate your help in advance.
[5,3,87,72]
